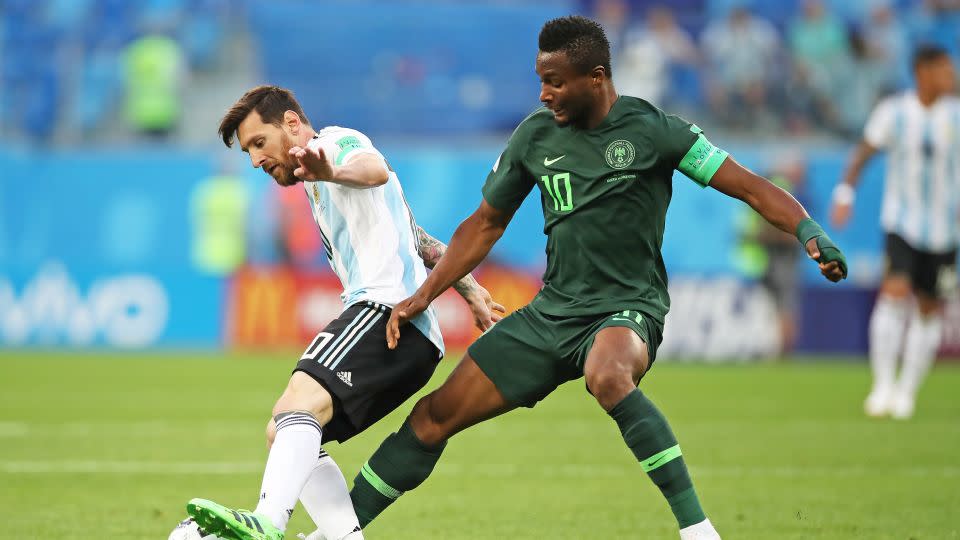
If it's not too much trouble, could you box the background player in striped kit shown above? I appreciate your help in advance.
[185,85,505,540]
[832,45,959,420]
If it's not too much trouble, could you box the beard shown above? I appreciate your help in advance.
[551,96,590,128]
[271,133,301,187]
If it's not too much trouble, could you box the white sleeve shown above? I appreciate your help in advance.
[863,98,895,149]
[312,127,388,171]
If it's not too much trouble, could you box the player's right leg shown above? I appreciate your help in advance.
[349,353,516,526]
[891,246,955,419]
[350,305,569,527]
[189,372,335,540]
[189,303,396,540]
[865,234,915,417]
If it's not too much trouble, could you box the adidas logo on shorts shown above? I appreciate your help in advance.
[336,371,353,386]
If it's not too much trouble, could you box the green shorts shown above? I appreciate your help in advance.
[467,305,663,408]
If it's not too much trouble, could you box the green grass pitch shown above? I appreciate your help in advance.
[1,352,958,539]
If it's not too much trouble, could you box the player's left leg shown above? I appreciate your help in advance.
[583,318,718,539]
[891,250,956,419]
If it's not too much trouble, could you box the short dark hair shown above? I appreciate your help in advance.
[912,44,950,70]
[218,85,310,147]
[538,15,612,76]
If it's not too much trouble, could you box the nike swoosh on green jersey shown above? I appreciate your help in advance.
[543,155,565,166]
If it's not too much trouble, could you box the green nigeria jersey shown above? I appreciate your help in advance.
[482,96,729,325]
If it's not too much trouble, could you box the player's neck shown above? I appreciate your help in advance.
[582,87,619,130]
[915,88,941,108]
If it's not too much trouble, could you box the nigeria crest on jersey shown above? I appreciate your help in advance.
[605,140,635,169]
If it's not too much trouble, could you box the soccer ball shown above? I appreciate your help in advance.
[167,517,222,540]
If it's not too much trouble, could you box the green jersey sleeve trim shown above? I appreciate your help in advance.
[677,134,728,188]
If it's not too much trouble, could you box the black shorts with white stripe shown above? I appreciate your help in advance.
[294,301,441,443]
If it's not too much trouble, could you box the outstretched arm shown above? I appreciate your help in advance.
[289,146,389,189]
[416,225,506,331]
[709,156,847,282]
[387,200,515,348]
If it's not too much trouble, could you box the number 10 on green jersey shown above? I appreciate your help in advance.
[541,173,574,212]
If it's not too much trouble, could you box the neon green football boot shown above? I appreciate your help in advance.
[187,498,283,540]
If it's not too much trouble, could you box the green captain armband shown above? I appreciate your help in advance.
[678,132,729,187]
[796,218,848,279]
[334,135,364,165]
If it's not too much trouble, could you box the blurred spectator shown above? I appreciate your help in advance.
[275,184,324,269]
[615,6,700,107]
[593,0,631,56]
[907,0,960,61]
[735,156,808,354]
[701,6,781,129]
[832,29,891,137]
[189,159,250,275]
[122,32,185,138]
[861,0,911,90]
[788,0,849,101]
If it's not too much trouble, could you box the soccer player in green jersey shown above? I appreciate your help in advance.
[349,15,847,539]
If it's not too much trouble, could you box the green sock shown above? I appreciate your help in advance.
[609,389,706,528]
[349,420,446,527]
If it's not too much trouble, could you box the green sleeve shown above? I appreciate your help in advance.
[656,114,729,188]
[481,123,536,211]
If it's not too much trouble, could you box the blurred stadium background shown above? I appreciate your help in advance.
[1,0,958,538]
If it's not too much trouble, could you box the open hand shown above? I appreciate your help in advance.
[289,145,335,181]
[465,286,506,332]
[386,294,431,349]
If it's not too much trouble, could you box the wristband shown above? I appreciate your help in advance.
[795,217,824,246]
[832,183,855,205]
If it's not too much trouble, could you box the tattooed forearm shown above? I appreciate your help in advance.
[416,226,480,298]
[416,226,446,269]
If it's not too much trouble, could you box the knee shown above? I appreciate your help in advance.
[408,394,452,447]
[272,372,335,426]
[880,277,912,299]
[265,418,277,449]
[585,364,636,411]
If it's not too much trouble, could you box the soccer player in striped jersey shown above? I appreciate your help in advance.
[185,85,505,540]
[349,16,846,540]
[832,45,959,419]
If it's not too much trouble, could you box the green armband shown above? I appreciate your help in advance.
[678,133,729,187]
[335,135,364,165]
[796,218,848,279]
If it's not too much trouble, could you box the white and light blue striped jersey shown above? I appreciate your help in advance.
[864,91,960,253]
[302,126,443,355]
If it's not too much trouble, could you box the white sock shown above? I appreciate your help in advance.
[299,452,364,540]
[897,313,942,398]
[254,412,324,531]
[868,296,908,393]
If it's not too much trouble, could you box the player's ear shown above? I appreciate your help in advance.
[591,66,604,88]
[283,110,301,134]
